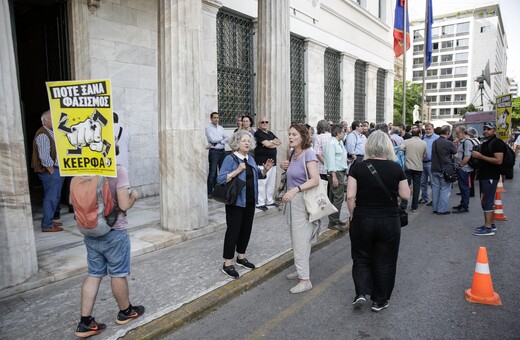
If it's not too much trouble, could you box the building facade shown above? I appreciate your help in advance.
[409,4,508,122]
[1,0,396,290]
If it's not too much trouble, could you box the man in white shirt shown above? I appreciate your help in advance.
[113,112,130,172]
[205,112,229,197]
[345,121,367,164]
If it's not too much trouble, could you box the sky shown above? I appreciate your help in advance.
[408,0,520,82]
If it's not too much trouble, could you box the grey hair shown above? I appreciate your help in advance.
[456,125,468,135]
[364,130,397,161]
[228,130,256,151]
[467,127,478,138]
[41,110,50,122]
[316,120,329,134]
[440,125,451,136]
[374,123,389,134]
[330,124,343,137]
[390,127,400,135]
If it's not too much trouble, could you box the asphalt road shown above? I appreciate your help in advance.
[167,175,520,340]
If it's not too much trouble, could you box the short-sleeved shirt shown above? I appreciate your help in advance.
[108,166,130,230]
[349,159,406,217]
[315,132,332,175]
[287,148,318,188]
[401,136,427,171]
[477,135,506,180]
[254,129,277,165]
[455,138,476,172]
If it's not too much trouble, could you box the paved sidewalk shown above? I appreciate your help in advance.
[0,200,350,340]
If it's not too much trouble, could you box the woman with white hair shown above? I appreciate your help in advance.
[346,130,410,312]
[217,131,274,279]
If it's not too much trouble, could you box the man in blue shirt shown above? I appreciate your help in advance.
[205,112,229,197]
[419,123,439,204]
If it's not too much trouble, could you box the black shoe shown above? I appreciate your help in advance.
[426,201,433,206]
[236,257,256,270]
[434,211,451,215]
[352,295,366,308]
[74,317,106,338]
[452,206,469,213]
[371,301,389,312]
[418,199,428,204]
[116,305,145,325]
[222,264,240,279]
[256,205,268,211]
[453,204,462,210]
[456,192,461,195]
[267,202,280,207]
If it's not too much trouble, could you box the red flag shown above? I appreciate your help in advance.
[393,0,410,57]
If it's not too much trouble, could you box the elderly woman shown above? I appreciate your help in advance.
[346,130,410,312]
[281,124,319,294]
[217,131,274,279]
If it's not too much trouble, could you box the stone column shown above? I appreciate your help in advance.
[69,0,91,80]
[256,0,291,164]
[201,0,222,114]
[158,0,208,231]
[340,52,356,124]
[0,0,38,289]
[304,38,327,128]
[365,62,379,123]
[385,70,395,123]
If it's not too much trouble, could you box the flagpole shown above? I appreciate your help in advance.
[421,0,428,122]
[402,0,407,126]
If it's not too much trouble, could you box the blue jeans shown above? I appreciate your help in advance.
[420,162,432,201]
[84,230,131,277]
[37,168,64,228]
[401,169,423,210]
[431,172,451,213]
[207,149,226,194]
[456,168,471,209]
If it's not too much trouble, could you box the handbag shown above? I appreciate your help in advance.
[301,150,338,222]
[433,141,457,183]
[211,155,246,205]
[364,161,408,227]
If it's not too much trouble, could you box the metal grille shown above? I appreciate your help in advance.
[354,60,366,121]
[216,11,254,127]
[376,68,386,122]
[290,36,305,123]
[324,49,341,123]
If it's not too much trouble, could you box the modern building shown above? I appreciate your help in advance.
[1,0,396,291]
[409,4,508,122]
[509,79,518,98]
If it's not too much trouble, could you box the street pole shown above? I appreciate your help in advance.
[421,0,428,123]
[402,0,407,126]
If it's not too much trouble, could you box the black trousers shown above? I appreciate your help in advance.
[349,215,401,304]
[223,203,256,259]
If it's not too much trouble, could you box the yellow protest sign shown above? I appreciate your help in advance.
[46,79,116,177]
[496,94,512,142]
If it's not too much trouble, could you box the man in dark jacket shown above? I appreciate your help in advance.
[430,125,456,215]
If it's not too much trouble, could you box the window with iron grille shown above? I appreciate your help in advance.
[216,11,254,127]
[354,60,366,121]
[324,49,341,123]
[290,36,306,123]
[376,69,385,122]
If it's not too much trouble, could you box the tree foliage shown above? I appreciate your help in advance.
[457,104,478,117]
[393,80,423,125]
[512,96,520,128]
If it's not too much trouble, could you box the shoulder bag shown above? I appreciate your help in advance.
[301,150,338,222]
[364,161,408,227]
[434,141,457,183]
[212,154,246,205]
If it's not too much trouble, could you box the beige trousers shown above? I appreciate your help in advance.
[288,192,314,280]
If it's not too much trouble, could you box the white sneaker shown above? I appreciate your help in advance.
[286,271,299,280]
[290,281,312,294]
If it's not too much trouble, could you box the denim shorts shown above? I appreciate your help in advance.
[84,229,131,277]
[479,179,498,212]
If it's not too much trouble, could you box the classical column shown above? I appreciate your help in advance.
[158,0,208,231]
[0,0,38,289]
[365,62,379,123]
[340,52,356,123]
[69,0,91,80]
[385,70,395,123]
[201,0,222,113]
[256,0,291,164]
[304,38,327,128]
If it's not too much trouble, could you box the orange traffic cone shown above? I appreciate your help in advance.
[496,175,505,193]
[466,247,502,305]
[493,191,508,221]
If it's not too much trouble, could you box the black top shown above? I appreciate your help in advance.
[254,130,277,165]
[431,136,456,173]
[477,135,506,180]
[349,159,406,217]
[245,163,255,205]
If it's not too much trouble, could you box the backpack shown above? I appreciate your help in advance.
[70,176,119,237]
[462,138,480,168]
[485,138,515,175]
[393,145,406,168]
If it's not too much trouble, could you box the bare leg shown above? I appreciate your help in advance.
[484,211,494,227]
[80,276,102,316]
[111,277,130,310]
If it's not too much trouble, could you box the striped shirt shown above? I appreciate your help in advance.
[35,127,59,167]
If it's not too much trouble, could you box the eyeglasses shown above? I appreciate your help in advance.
[260,121,269,124]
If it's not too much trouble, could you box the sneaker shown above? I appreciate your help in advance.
[74,317,106,338]
[236,257,255,270]
[473,227,495,236]
[115,305,145,325]
[371,301,389,312]
[352,295,366,308]
[222,264,240,279]
[290,280,312,294]
[286,271,299,280]
[418,199,428,204]
[474,224,497,232]
[256,205,268,211]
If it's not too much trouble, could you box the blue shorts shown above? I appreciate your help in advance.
[84,230,131,278]
[479,179,498,212]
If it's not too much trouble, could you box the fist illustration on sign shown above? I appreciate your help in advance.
[66,117,104,151]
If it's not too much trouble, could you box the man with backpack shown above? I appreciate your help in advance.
[453,126,477,213]
[73,162,145,337]
[471,122,506,236]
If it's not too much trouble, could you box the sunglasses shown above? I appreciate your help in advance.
[260,121,269,124]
